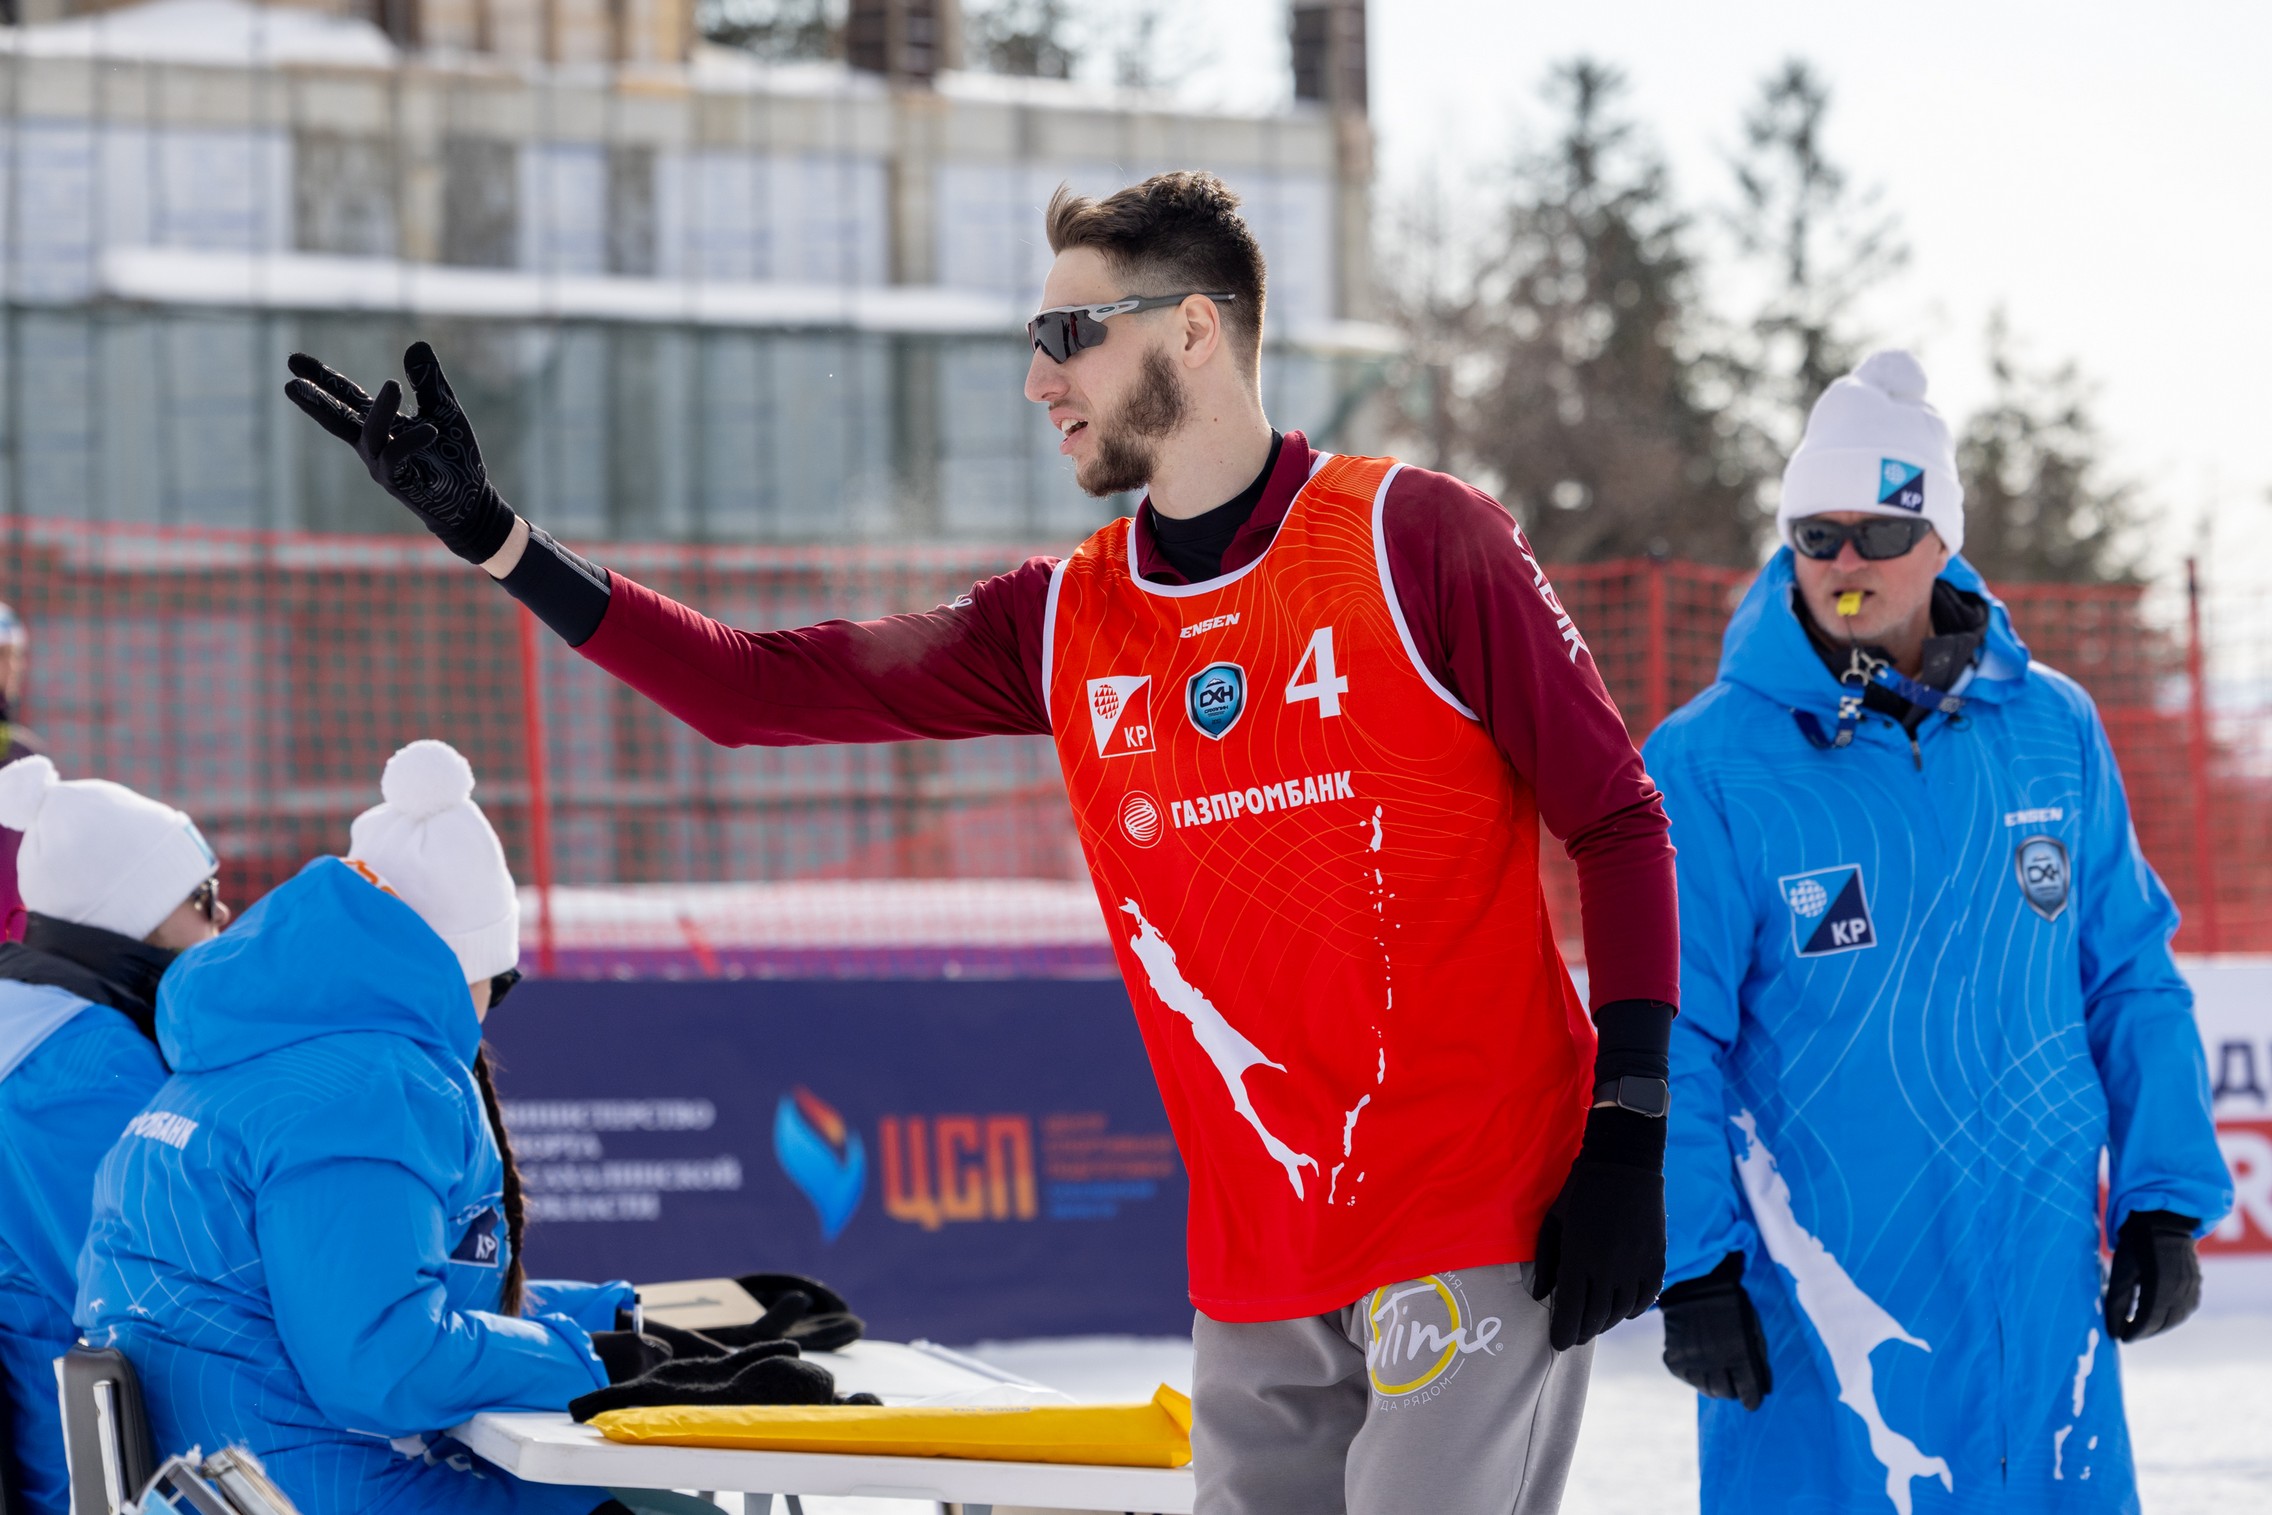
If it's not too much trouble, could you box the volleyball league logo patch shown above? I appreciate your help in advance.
[2015,835,2070,920]
[1780,864,1876,956]
[1186,662,1246,740]
[1879,458,1926,512]
[1086,675,1154,758]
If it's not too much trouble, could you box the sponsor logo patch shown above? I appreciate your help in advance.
[1086,675,1155,758]
[1119,791,1165,848]
[1780,864,1876,956]
[1172,770,1354,830]
[1186,662,1246,740]
[449,1205,503,1267]
[1879,458,1926,512]
[2015,835,2070,921]
[1366,1272,1504,1403]
[1180,613,1240,640]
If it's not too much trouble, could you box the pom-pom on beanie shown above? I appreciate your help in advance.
[1778,349,1965,554]
[347,739,519,982]
[0,755,217,940]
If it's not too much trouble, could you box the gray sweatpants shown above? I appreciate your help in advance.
[1191,1263,1592,1515]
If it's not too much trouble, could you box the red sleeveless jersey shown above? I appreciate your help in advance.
[1045,452,1593,1321]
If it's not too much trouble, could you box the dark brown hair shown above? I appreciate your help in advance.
[471,1046,528,1317]
[1044,172,1267,371]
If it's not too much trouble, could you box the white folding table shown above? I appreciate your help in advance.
[451,1340,1197,1515]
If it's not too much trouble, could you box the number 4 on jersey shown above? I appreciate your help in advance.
[1285,627,1348,718]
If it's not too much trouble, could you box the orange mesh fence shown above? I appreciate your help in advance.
[4,518,2264,974]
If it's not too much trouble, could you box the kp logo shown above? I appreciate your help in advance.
[1186,662,1246,740]
[1366,1272,1503,1401]
[1879,458,1926,513]
[1086,675,1155,758]
[1780,864,1876,956]
[773,1086,867,1243]
[449,1206,502,1267]
[2015,835,2070,921]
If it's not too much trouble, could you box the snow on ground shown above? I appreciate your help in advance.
[754,1313,2272,1514]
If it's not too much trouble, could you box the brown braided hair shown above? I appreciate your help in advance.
[470,1046,527,1317]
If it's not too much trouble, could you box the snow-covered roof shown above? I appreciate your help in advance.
[5,0,397,67]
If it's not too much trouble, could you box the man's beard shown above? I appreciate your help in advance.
[1076,348,1189,498]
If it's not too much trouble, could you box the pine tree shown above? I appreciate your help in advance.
[1447,60,1767,565]
[1956,314,2145,584]
[1727,59,1906,453]
[699,0,840,60]
[964,0,1079,78]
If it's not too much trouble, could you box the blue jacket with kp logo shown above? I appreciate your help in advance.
[1644,550,2230,1515]
[74,858,631,1515]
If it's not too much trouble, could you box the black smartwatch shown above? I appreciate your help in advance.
[1592,1075,1670,1118]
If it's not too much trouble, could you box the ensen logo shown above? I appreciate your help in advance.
[1181,613,1240,640]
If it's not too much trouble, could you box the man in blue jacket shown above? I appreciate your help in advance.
[0,757,226,1515]
[1644,351,2231,1515]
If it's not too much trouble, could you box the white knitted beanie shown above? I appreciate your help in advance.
[347,740,519,982]
[1778,349,1965,553]
[0,755,217,940]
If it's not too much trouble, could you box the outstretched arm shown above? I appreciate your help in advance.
[286,346,1054,746]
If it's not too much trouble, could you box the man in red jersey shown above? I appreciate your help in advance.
[286,172,1677,1515]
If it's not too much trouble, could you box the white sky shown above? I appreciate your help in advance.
[1154,0,2272,587]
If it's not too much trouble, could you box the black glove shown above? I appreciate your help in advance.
[589,1330,673,1384]
[1659,1251,1773,1410]
[2105,1209,2202,1342]
[284,344,517,564]
[704,1272,864,1354]
[1531,1104,1667,1350]
[567,1339,879,1422]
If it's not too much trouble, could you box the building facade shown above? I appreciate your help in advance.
[0,0,1389,543]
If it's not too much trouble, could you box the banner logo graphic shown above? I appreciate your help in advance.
[1087,675,1155,758]
[1186,662,1247,740]
[1781,865,1876,956]
[2015,836,2070,921]
[773,1086,867,1242]
[1879,458,1925,512]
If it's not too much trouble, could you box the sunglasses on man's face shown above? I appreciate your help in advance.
[489,966,524,1008]
[1791,516,1935,562]
[190,876,221,923]
[1027,292,1237,364]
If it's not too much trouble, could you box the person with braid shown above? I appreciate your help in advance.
[76,741,667,1515]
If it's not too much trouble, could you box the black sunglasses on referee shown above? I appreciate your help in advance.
[1790,516,1936,562]
[1028,292,1237,364]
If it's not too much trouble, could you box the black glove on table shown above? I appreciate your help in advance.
[2105,1209,2202,1342]
[1530,1000,1671,1351]
[1659,1251,1773,1410]
[711,1272,866,1354]
[568,1340,879,1422]
[285,344,517,564]
[589,1330,673,1384]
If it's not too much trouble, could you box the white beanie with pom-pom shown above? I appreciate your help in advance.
[1778,348,1965,554]
[347,739,519,982]
[0,755,217,940]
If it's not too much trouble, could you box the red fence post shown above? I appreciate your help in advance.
[1644,556,1669,734]
[2183,558,2222,955]
[517,606,560,976]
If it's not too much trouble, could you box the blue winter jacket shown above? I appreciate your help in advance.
[0,984,167,1515]
[1645,550,2231,1515]
[74,858,633,1515]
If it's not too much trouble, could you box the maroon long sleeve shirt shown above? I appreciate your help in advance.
[562,432,1677,1008]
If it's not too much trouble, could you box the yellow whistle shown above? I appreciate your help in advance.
[1836,591,1863,618]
